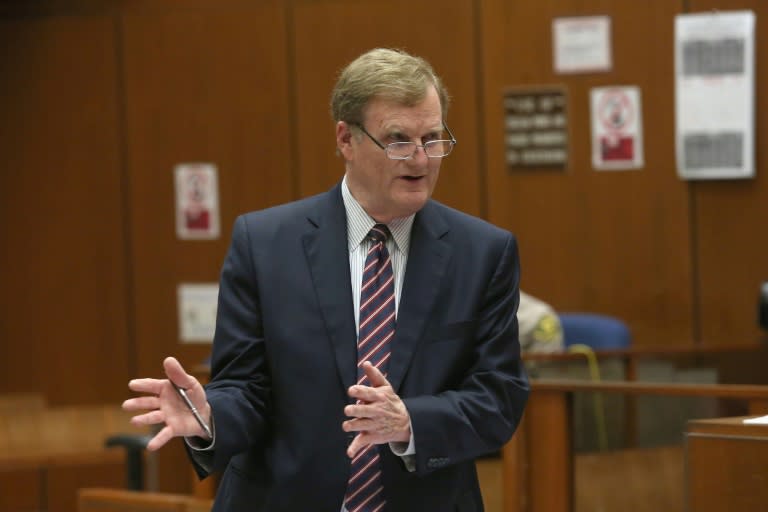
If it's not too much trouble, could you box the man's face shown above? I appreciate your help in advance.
[337,86,444,223]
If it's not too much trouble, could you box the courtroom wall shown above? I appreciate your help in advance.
[1,2,766,493]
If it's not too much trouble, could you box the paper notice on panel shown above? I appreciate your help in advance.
[590,86,644,170]
[178,283,219,343]
[553,16,612,74]
[675,11,755,180]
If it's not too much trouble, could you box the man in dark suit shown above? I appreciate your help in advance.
[124,48,529,512]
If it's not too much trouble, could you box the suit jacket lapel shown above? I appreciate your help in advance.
[387,202,451,392]
[302,184,358,393]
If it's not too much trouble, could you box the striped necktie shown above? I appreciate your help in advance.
[344,224,395,512]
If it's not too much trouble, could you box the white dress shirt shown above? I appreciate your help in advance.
[340,176,417,510]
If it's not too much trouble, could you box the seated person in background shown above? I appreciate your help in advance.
[517,291,564,353]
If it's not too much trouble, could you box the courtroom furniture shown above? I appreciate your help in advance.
[503,379,768,512]
[685,416,768,512]
[0,405,148,512]
[187,347,768,508]
[559,313,631,350]
[524,344,768,447]
[78,488,212,512]
[105,433,156,491]
[523,343,768,385]
[0,392,47,413]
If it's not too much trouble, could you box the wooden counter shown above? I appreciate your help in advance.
[685,416,768,512]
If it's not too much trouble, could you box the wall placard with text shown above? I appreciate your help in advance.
[503,87,569,170]
[590,86,644,170]
[174,163,220,240]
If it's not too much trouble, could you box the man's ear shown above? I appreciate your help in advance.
[336,121,354,160]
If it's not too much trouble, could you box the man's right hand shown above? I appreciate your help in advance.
[122,356,212,451]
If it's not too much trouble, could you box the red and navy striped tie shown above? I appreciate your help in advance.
[344,224,395,512]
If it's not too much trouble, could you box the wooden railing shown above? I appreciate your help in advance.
[503,379,768,512]
[523,343,768,384]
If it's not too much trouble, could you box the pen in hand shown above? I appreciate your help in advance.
[171,381,213,439]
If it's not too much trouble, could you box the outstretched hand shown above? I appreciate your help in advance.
[122,356,212,451]
[343,361,411,458]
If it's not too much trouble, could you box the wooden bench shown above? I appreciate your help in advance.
[0,405,149,512]
[78,488,212,512]
[0,391,47,413]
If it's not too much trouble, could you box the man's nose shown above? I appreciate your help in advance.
[408,145,429,165]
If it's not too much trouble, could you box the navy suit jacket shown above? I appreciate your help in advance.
[196,183,529,512]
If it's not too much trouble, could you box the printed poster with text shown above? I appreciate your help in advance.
[590,86,644,170]
[675,11,755,180]
[174,163,220,240]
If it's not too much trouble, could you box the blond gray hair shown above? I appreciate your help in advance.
[330,48,450,125]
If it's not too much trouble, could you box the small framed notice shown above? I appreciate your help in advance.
[177,283,219,344]
[174,163,220,240]
[503,87,569,170]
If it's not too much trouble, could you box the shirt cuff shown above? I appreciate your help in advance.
[184,415,216,451]
[388,419,416,471]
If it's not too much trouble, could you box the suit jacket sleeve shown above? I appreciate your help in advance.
[402,231,529,475]
[189,214,273,477]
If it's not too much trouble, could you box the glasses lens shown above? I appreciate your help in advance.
[424,140,455,158]
[386,142,417,159]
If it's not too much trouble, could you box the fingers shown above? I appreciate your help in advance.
[128,378,165,396]
[163,356,197,389]
[347,384,380,404]
[360,361,389,387]
[347,361,392,403]
[129,409,165,427]
[122,395,160,412]
[344,402,373,420]
[347,432,370,458]
[146,425,176,451]
[124,357,212,447]
[343,415,374,432]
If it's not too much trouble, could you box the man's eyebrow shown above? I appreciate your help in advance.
[382,124,442,136]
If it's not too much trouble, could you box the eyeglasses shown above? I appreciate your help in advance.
[353,121,457,160]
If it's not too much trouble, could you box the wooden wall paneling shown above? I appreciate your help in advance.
[480,0,586,310]
[120,0,293,491]
[120,0,294,377]
[687,0,768,346]
[290,0,483,216]
[480,0,693,346]
[0,14,132,404]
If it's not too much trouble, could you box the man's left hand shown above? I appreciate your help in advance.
[343,361,411,458]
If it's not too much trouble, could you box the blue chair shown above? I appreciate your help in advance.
[557,313,631,450]
[559,313,632,350]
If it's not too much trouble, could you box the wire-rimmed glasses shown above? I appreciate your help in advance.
[354,121,457,160]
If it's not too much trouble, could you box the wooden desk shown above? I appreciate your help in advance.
[685,416,768,512]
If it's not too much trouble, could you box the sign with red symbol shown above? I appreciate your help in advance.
[590,86,644,170]
[174,163,220,240]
